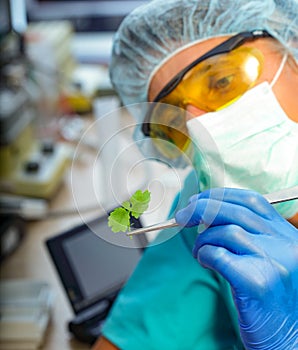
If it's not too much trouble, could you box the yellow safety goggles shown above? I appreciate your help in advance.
[142,30,272,159]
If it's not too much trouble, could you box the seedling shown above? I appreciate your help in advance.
[108,189,151,233]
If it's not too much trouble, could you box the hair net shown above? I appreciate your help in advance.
[109,0,298,107]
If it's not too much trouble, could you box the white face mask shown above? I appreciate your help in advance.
[186,78,298,219]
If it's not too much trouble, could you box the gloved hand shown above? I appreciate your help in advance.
[175,188,298,350]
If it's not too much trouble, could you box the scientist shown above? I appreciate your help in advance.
[93,0,298,349]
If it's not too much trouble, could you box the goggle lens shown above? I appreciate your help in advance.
[149,104,191,159]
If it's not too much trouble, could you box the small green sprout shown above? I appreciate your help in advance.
[108,189,151,233]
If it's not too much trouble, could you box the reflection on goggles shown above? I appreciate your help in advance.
[147,47,264,158]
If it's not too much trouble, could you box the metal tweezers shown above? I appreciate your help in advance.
[127,186,298,236]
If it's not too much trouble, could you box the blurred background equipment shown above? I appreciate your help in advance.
[0,214,25,262]
[25,0,148,32]
[0,84,71,198]
[0,279,54,350]
[26,0,149,64]
[0,0,72,199]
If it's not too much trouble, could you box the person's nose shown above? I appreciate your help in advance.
[185,104,206,120]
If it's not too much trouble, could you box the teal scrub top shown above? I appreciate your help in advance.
[102,171,245,350]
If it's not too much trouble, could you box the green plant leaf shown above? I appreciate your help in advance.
[121,200,131,211]
[129,189,151,219]
[108,207,130,233]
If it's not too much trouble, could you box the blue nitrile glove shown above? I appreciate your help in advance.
[175,188,298,350]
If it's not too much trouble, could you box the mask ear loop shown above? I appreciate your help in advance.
[270,52,288,88]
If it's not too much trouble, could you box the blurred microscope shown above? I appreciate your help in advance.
[0,0,70,201]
